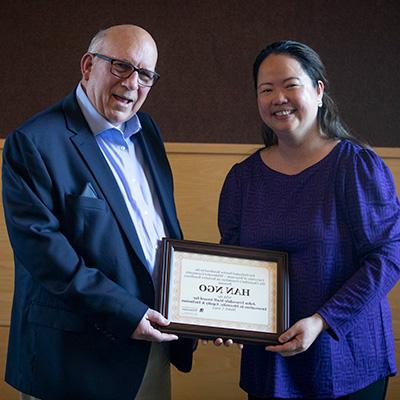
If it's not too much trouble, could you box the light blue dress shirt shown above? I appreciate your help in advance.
[75,84,166,275]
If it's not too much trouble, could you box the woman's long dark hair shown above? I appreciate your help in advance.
[253,40,364,147]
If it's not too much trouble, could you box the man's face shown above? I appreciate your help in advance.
[81,29,158,125]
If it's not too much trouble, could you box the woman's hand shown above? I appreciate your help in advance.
[201,338,243,349]
[265,313,327,357]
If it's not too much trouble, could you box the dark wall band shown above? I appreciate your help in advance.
[1,0,399,147]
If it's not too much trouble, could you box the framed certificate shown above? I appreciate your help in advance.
[157,238,289,344]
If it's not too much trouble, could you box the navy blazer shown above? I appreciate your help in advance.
[2,91,193,400]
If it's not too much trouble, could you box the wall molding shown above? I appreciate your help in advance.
[2,139,399,157]
[165,142,400,158]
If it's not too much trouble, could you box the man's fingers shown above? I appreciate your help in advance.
[131,309,178,342]
[134,323,178,342]
[146,309,170,327]
[156,331,178,342]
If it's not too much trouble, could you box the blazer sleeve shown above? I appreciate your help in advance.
[2,130,148,340]
[318,148,400,340]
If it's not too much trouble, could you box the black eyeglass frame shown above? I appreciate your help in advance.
[91,52,160,87]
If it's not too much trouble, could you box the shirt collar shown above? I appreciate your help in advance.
[75,83,142,139]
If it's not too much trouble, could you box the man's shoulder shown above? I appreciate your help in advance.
[9,92,76,142]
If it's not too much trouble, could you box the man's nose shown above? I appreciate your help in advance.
[122,71,140,91]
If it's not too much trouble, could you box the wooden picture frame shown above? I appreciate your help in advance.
[157,238,289,344]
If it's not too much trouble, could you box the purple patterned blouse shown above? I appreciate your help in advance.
[218,140,400,398]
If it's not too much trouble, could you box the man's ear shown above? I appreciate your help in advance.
[81,53,93,81]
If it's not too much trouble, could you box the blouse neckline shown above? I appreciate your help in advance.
[257,140,343,177]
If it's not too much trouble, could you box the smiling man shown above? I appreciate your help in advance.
[81,26,158,124]
[2,25,194,400]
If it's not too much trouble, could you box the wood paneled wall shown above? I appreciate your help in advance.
[0,140,399,399]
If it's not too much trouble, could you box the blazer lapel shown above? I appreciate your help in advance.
[136,118,182,239]
[63,93,148,268]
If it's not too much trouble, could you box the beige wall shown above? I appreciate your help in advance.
[0,140,399,399]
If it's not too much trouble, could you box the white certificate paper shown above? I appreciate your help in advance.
[167,251,277,333]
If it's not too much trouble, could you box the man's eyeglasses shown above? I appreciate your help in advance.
[91,53,160,87]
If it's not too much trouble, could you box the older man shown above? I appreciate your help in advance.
[2,25,193,400]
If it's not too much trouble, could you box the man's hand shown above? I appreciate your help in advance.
[130,309,178,342]
[265,313,327,357]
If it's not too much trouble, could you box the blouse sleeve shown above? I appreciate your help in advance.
[318,147,400,340]
[218,164,242,246]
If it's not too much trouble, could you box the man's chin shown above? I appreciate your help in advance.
[106,111,136,126]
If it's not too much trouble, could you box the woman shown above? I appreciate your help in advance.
[218,40,400,399]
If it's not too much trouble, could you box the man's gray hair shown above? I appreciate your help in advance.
[88,29,107,53]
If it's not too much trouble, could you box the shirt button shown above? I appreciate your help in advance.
[120,145,126,151]
[144,210,148,216]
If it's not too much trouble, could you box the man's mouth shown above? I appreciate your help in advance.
[113,94,134,104]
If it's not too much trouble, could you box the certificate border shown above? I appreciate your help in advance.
[158,238,289,344]
[169,251,277,332]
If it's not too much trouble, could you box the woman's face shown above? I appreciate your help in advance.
[256,54,324,142]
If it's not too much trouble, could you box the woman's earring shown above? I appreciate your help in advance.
[318,99,323,108]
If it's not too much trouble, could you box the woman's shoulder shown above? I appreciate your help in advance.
[228,148,263,176]
[221,149,265,193]
[337,140,386,170]
[338,140,396,195]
